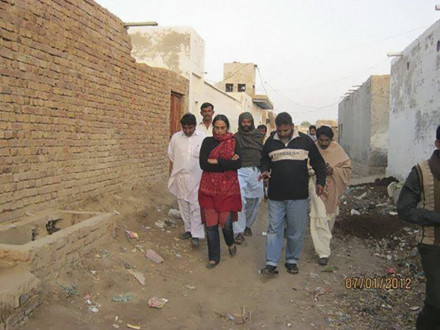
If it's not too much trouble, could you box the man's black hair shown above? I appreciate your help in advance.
[180,113,197,126]
[213,114,230,129]
[200,102,214,111]
[309,125,317,130]
[257,124,267,131]
[316,126,334,139]
[275,112,293,126]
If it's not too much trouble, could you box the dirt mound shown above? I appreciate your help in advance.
[335,214,403,239]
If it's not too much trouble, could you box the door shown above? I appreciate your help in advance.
[169,92,183,174]
[170,92,183,138]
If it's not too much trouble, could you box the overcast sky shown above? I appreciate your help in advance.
[95,0,439,124]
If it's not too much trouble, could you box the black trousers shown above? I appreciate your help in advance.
[417,244,440,330]
[205,215,234,263]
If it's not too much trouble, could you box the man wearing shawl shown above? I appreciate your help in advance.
[309,126,352,266]
[233,112,265,243]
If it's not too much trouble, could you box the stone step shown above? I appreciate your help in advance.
[0,267,41,329]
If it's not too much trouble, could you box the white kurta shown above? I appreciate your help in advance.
[168,130,205,200]
[168,130,206,238]
[197,122,213,137]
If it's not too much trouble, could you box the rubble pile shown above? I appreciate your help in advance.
[330,178,424,329]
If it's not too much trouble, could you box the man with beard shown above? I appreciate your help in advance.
[397,125,440,329]
[233,112,265,244]
[168,113,206,247]
[197,102,215,137]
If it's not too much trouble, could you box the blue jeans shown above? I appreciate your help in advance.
[265,199,308,266]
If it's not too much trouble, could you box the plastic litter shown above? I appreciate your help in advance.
[145,249,164,263]
[147,297,168,309]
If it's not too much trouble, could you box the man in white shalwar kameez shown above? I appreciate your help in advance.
[168,113,206,247]
[309,126,351,266]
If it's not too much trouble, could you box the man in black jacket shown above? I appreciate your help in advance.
[259,112,326,275]
[397,125,440,329]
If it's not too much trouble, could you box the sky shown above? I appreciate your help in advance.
[95,0,440,124]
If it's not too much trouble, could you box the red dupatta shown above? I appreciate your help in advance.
[199,132,242,226]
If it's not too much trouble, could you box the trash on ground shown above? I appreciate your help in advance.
[350,209,361,216]
[168,208,182,219]
[410,306,420,311]
[126,324,141,329]
[155,220,165,229]
[147,297,168,309]
[111,293,135,302]
[88,306,100,313]
[59,284,78,297]
[355,192,367,200]
[128,269,146,286]
[125,230,139,239]
[145,249,164,263]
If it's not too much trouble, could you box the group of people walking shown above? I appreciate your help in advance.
[168,102,352,273]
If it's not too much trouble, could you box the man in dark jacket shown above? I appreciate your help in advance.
[259,112,326,275]
[397,125,440,329]
[233,112,264,243]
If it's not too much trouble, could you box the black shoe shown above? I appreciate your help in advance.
[180,231,192,240]
[285,263,299,274]
[244,227,253,237]
[206,260,219,269]
[259,265,279,275]
[191,238,199,248]
[234,233,245,244]
[228,244,237,256]
[318,257,328,266]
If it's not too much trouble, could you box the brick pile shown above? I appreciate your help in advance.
[0,0,189,223]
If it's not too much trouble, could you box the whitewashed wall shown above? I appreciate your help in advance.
[387,20,440,181]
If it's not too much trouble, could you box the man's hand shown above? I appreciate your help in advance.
[258,171,271,181]
[207,158,218,164]
[326,164,334,176]
[231,154,240,160]
[316,184,324,196]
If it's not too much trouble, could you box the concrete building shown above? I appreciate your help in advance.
[387,20,440,181]
[128,27,274,132]
[338,75,390,175]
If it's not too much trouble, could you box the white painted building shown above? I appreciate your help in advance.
[387,20,440,181]
[127,26,273,132]
[338,75,390,175]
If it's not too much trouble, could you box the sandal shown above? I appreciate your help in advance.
[205,260,218,269]
[285,263,299,274]
[259,265,278,275]
[228,244,237,256]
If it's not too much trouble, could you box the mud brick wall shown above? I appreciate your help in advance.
[0,0,189,223]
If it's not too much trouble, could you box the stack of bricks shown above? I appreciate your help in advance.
[0,0,189,223]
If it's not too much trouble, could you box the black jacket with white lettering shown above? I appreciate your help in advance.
[261,131,326,201]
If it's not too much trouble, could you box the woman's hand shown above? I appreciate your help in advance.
[231,154,240,160]
[208,158,218,164]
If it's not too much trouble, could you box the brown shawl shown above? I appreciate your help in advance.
[317,141,352,214]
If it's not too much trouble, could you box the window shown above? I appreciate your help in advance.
[225,83,233,92]
[437,40,440,52]
[238,84,246,92]
[266,118,270,124]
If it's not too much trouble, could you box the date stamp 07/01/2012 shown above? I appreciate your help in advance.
[345,277,412,290]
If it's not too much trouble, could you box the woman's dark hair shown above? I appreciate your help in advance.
[316,126,334,139]
[212,114,230,129]
[275,112,293,126]
[257,124,267,131]
[180,113,197,126]
[309,125,317,130]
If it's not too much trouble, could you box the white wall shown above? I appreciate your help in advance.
[387,20,440,181]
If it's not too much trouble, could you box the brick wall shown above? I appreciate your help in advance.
[0,0,189,223]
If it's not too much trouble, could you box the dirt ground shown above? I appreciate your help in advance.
[19,179,424,330]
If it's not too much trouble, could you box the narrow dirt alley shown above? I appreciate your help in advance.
[21,180,423,330]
